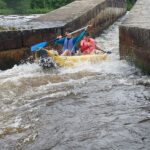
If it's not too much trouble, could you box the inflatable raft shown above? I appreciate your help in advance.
[36,49,107,68]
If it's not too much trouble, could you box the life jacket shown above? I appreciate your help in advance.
[80,38,95,54]
[62,38,75,54]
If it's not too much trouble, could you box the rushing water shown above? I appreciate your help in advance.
[0,14,42,27]
[0,14,66,29]
[0,15,150,150]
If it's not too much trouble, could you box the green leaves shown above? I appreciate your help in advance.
[0,0,7,9]
[126,0,137,10]
[0,0,74,14]
[30,0,74,9]
[50,0,74,8]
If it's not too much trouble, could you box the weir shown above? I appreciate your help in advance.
[119,0,150,74]
[0,0,126,70]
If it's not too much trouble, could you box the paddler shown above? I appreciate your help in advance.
[78,33,103,55]
[54,26,90,56]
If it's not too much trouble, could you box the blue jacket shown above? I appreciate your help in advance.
[54,30,86,54]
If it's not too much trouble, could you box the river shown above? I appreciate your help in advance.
[0,14,150,150]
[0,14,42,28]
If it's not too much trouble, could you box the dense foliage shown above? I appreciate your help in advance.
[0,0,74,14]
[0,0,136,14]
[127,0,137,10]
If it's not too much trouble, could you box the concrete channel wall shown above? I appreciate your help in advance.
[0,0,126,70]
[119,0,150,74]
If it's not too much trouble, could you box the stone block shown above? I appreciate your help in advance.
[119,0,150,74]
[0,30,22,51]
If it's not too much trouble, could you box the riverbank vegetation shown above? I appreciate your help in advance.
[127,0,137,10]
[0,0,136,15]
[0,0,74,14]
[0,25,17,30]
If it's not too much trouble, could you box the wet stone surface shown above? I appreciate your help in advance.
[119,0,150,74]
[121,0,150,29]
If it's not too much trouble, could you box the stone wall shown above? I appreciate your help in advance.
[119,0,150,74]
[0,0,126,70]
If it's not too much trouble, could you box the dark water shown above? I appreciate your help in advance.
[0,15,150,150]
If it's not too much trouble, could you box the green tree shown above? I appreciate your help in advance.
[1,0,75,14]
[31,0,47,9]
[3,0,31,13]
[4,0,31,9]
[51,0,74,8]
[0,0,7,9]
[127,0,137,10]
[31,0,74,9]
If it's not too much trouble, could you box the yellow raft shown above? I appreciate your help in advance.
[37,49,107,67]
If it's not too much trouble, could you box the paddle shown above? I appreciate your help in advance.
[100,49,112,54]
[31,26,89,52]
[95,45,112,54]
[31,41,48,52]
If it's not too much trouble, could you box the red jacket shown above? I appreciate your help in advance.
[80,38,95,54]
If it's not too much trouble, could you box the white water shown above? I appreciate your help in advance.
[0,14,150,150]
[0,14,42,27]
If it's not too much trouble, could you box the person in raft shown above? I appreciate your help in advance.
[79,33,103,55]
[54,27,89,56]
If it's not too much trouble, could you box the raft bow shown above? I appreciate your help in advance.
[36,49,107,68]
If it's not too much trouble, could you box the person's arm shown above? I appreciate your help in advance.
[73,25,93,44]
[73,30,86,45]
[95,44,102,51]
[54,37,65,45]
